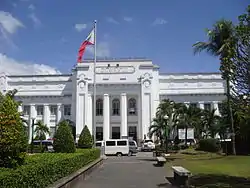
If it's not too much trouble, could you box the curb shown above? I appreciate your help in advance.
[47,157,104,188]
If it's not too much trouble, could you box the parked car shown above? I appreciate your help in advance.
[141,139,155,151]
[102,139,138,156]
[32,140,54,152]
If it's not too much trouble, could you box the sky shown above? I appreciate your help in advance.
[0,0,249,75]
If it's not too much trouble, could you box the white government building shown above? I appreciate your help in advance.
[0,59,226,143]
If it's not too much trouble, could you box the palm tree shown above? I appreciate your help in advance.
[193,19,237,154]
[203,109,221,138]
[178,105,202,146]
[34,120,49,146]
[149,99,177,152]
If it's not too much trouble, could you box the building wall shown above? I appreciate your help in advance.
[0,59,226,143]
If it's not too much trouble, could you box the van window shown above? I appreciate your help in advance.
[129,141,135,146]
[106,141,116,146]
[117,140,127,146]
[96,142,102,147]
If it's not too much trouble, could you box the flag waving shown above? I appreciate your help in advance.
[77,28,95,63]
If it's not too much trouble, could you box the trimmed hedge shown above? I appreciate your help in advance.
[78,125,93,148]
[0,148,100,188]
[197,139,221,152]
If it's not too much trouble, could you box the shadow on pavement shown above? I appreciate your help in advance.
[157,177,178,188]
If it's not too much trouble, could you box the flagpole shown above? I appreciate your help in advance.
[93,20,97,144]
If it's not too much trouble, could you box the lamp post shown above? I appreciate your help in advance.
[31,118,35,153]
[164,115,169,153]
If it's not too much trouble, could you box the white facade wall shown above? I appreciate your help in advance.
[0,59,226,143]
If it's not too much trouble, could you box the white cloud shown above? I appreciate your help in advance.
[0,11,24,34]
[123,17,133,22]
[28,4,35,11]
[75,23,87,32]
[106,17,119,24]
[86,41,110,57]
[28,13,41,27]
[0,53,61,75]
[152,18,167,26]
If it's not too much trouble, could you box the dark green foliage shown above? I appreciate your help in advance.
[78,125,93,148]
[53,120,76,153]
[0,91,28,168]
[34,133,46,140]
[0,149,100,188]
[197,139,221,152]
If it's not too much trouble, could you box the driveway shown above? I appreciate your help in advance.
[74,152,176,188]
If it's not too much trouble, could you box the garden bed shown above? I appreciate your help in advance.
[0,148,100,188]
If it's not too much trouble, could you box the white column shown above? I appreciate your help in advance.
[199,101,204,110]
[103,94,110,140]
[213,101,220,115]
[57,103,62,124]
[18,104,23,113]
[121,93,127,137]
[86,94,93,135]
[29,104,36,143]
[43,104,50,126]
[76,94,85,137]
[141,93,151,140]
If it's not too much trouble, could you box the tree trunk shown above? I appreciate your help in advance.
[226,77,236,155]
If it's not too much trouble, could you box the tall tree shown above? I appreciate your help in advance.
[34,120,49,144]
[193,20,237,155]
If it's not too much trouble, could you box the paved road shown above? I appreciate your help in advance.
[75,152,176,188]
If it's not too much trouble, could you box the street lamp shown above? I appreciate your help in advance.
[164,115,169,153]
[31,117,35,153]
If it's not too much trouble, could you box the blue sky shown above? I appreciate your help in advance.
[0,0,249,75]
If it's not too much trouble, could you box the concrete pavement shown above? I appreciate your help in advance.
[74,152,176,188]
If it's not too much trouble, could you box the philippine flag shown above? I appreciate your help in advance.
[77,28,95,63]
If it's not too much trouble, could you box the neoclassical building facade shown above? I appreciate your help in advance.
[0,59,226,143]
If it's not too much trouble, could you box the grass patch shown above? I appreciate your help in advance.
[166,150,250,187]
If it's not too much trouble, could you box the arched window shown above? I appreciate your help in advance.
[96,99,103,116]
[128,98,136,115]
[112,99,120,115]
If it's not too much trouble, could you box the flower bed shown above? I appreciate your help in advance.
[0,148,100,188]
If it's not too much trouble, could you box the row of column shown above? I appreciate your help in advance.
[184,101,220,115]
[18,104,63,142]
[103,93,128,140]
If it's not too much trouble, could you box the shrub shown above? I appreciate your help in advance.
[78,125,93,148]
[0,148,100,188]
[0,90,28,168]
[53,120,76,153]
[197,138,221,152]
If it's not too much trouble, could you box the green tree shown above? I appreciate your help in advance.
[0,90,28,168]
[193,19,237,155]
[178,105,202,146]
[149,99,178,152]
[34,120,49,142]
[78,125,93,148]
[202,109,221,138]
[53,120,76,153]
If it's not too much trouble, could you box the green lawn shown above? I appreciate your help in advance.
[165,151,250,188]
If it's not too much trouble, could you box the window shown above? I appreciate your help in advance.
[129,141,135,146]
[128,98,136,115]
[117,140,127,146]
[204,103,211,111]
[37,105,43,115]
[96,143,102,147]
[112,99,120,115]
[50,105,57,115]
[106,141,116,146]
[64,105,71,116]
[190,103,197,108]
[96,99,103,116]
[23,105,30,115]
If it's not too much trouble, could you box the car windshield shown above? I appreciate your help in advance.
[129,141,135,146]
[144,140,153,143]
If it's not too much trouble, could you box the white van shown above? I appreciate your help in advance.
[104,139,137,156]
